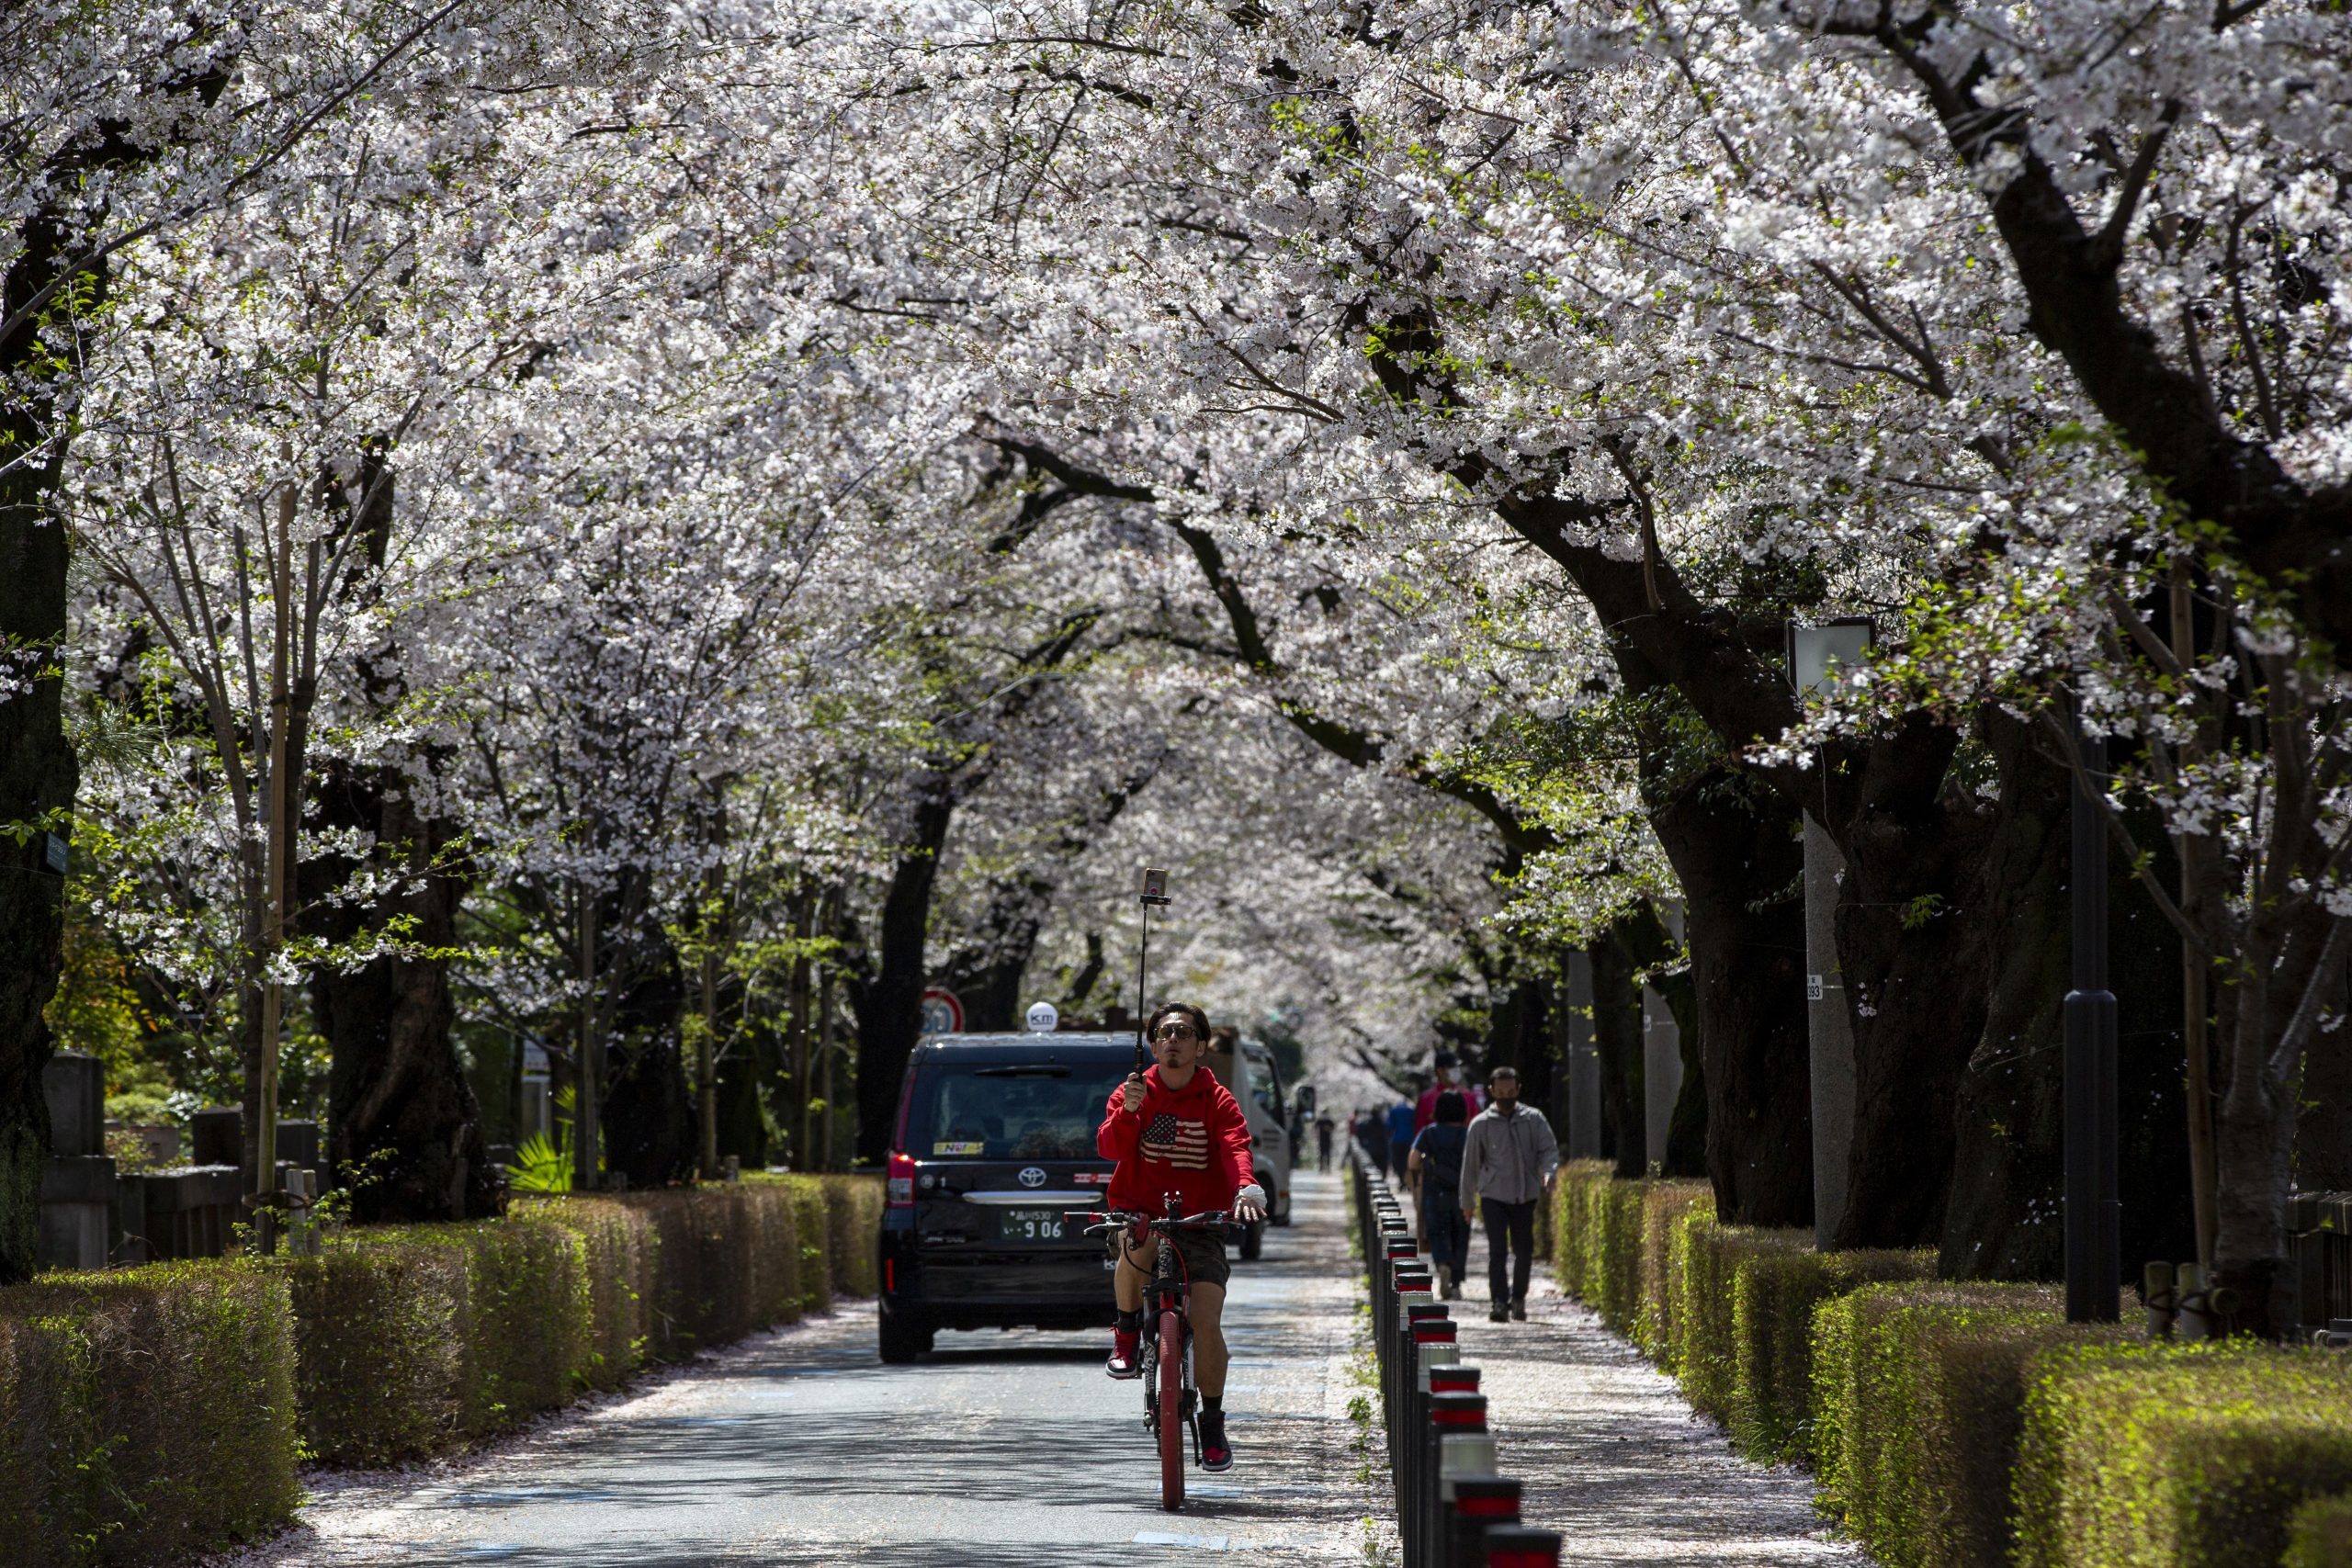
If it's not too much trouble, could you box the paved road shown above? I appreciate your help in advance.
[240,1172,1391,1567]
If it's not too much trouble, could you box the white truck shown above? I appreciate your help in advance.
[1204,1036,1295,1259]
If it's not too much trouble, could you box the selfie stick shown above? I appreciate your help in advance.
[1135,867,1170,1075]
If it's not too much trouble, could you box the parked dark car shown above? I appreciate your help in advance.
[876,1032,1140,1362]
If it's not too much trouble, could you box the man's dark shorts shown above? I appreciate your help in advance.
[1118,1226,1231,1289]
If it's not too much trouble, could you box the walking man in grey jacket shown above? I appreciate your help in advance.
[1458,1066,1559,1322]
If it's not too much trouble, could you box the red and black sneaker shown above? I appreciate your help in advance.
[1106,1329,1142,1380]
[1198,1411,1234,1472]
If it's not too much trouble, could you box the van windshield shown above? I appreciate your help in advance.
[912,1066,1125,1161]
[1245,1055,1281,1120]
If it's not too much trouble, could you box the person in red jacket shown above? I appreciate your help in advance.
[1098,1001,1265,1472]
[1415,1050,1482,1133]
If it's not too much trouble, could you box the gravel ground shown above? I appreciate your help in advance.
[1442,1228,1876,1567]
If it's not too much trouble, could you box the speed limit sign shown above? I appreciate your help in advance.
[920,987,966,1036]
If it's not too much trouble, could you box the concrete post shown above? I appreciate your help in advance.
[1804,816,1857,1247]
[190,1105,243,1168]
[40,1053,114,1269]
[1642,900,1684,1170]
[1790,620,1873,1248]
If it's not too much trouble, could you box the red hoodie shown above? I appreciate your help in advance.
[1098,1063,1254,1216]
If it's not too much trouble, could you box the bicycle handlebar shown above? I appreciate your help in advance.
[1067,1208,1230,1235]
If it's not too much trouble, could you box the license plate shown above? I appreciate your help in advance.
[996,1209,1067,1242]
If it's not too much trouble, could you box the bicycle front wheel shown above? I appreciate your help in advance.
[1157,1307,1185,1510]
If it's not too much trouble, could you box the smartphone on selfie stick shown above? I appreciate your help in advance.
[1135,866,1170,1076]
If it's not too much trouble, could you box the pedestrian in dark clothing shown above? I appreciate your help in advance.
[1385,1098,1416,1182]
[1408,1091,1472,1298]
[1358,1108,1390,1176]
[1314,1113,1335,1171]
[1458,1066,1558,1321]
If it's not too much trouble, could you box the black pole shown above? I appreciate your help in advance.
[1134,910,1150,1077]
[2064,695,2121,1322]
[1134,869,1169,1076]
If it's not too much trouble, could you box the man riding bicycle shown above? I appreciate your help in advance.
[1098,1002,1266,1472]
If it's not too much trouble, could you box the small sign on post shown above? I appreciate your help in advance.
[919,987,965,1036]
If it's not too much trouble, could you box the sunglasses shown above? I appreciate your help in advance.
[1152,1023,1200,1042]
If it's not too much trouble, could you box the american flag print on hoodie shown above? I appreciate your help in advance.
[1143,1113,1211,1169]
[1099,1063,1252,1214]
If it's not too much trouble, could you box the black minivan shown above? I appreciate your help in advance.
[876,1032,1139,1361]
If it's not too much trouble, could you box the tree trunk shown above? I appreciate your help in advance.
[1648,764,1812,1223]
[604,1029,695,1190]
[1484,976,1551,1114]
[2293,954,2352,1192]
[1484,499,2050,1249]
[697,938,720,1181]
[0,209,87,1280]
[1590,931,1649,1179]
[1603,898,1707,1179]
[787,891,815,1168]
[853,780,956,1161]
[942,758,1159,1034]
[1937,716,2193,1279]
[942,877,1049,1033]
[712,1028,771,1170]
[600,908,695,1190]
[2212,1085,2300,1337]
[2209,901,2348,1337]
[819,962,841,1169]
[307,773,498,1222]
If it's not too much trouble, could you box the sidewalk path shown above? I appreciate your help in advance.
[1441,1224,1871,1566]
[220,1171,1392,1567]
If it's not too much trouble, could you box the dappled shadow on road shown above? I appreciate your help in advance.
[265,1178,1374,1568]
[916,1341,1102,1364]
[752,1538,1274,1567]
[313,1534,1276,1568]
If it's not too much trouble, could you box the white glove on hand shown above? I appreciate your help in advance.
[1234,1183,1268,1222]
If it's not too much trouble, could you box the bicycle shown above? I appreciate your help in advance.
[1071,1199,1231,1511]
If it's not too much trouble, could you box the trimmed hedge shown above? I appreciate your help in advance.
[288,1199,637,1465]
[0,1262,298,1565]
[2284,1490,2352,1568]
[293,1176,881,1466]
[3,1174,883,1562]
[1545,1162,1708,1354]
[1555,1163,2352,1568]
[560,1196,657,1390]
[1547,1161,1613,1303]
[1653,1214,1936,1461]
[2014,1340,2352,1568]
[819,1175,884,1297]
[1664,1209,1777,1419]
[1811,1282,2130,1568]
[623,1183,799,1359]
[1634,1180,1713,1361]
[1730,1242,1931,1462]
